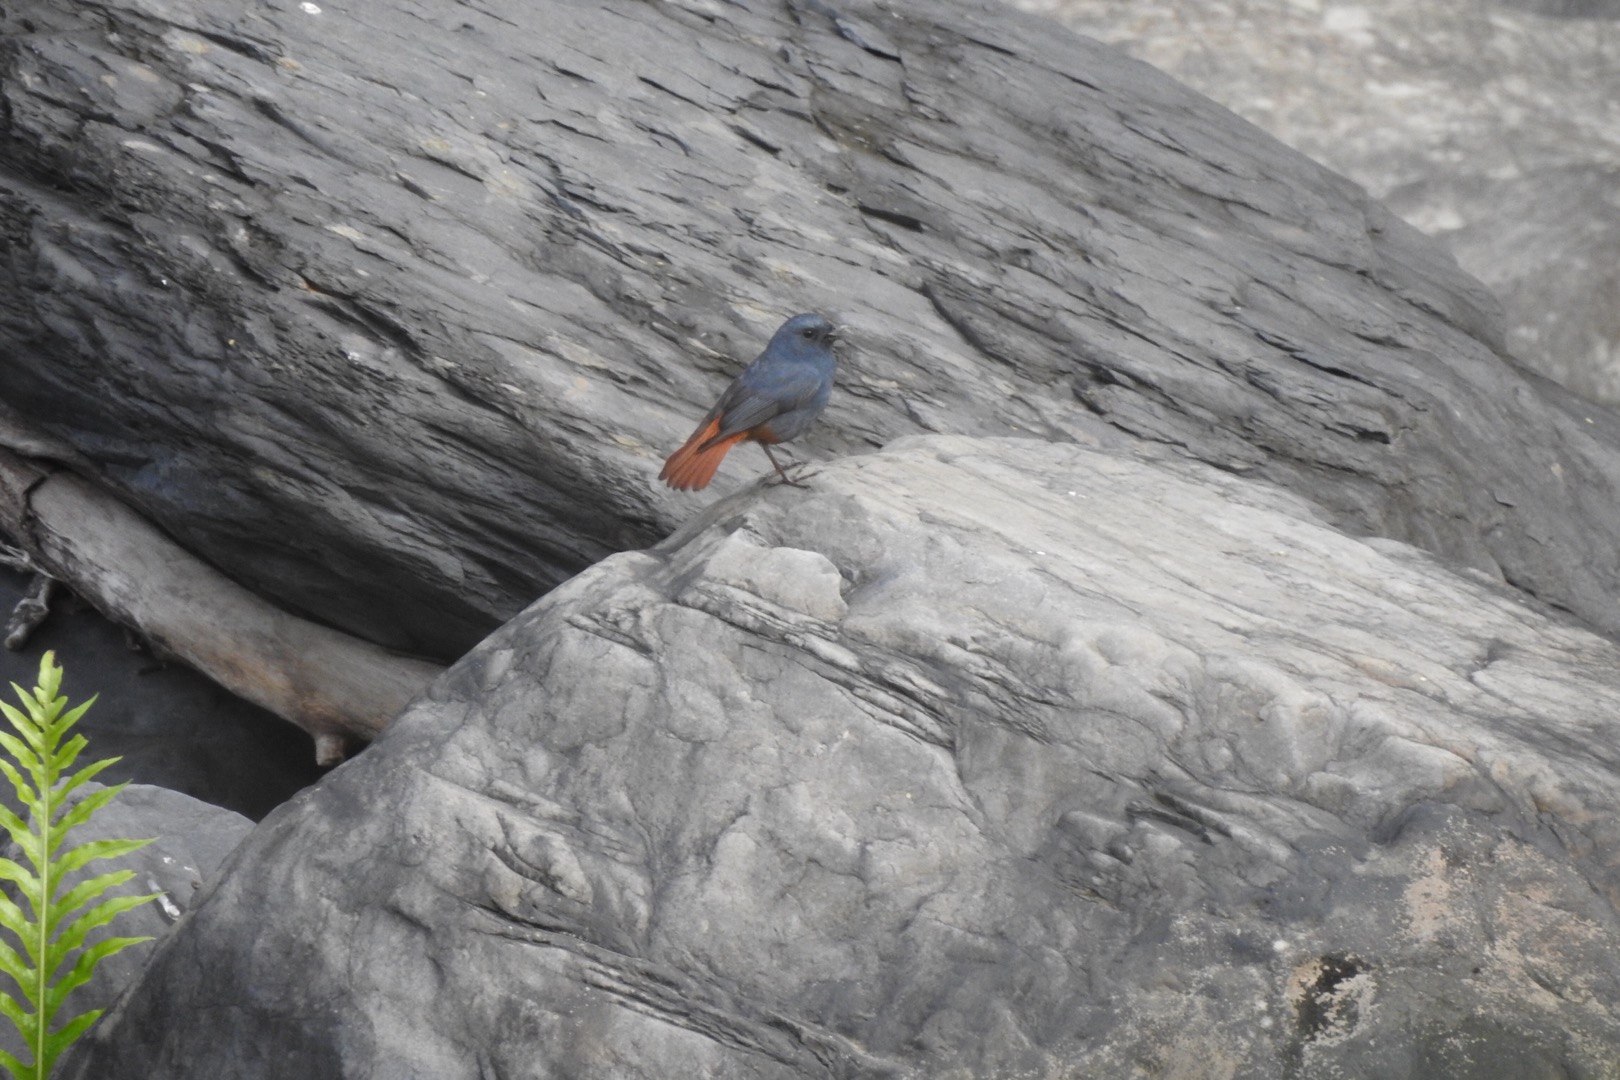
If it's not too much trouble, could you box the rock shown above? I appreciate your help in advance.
[59,437,1620,1079]
[0,445,448,760]
[0,566,323,820]
[5,0,1620,672]
[1008,0,1620,402]
[0,784,252,1065]
[9,0,1620,1074]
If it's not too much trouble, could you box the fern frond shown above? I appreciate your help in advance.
[0,862,37,899]
[51,881,154,955]
[0,1042,28,1080]
[39,1009,101,1067]
[0,944,28,997]
[45,934,154,1019]
[52,837,151,882]
[52,758,119,808]
[0,757,31,813]
[49,871,139,934]
[0,996,25,1042]
[0,653,161,1079]
[50,784,125,849]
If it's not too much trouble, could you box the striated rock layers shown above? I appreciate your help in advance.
[64,437,1620,1078]
[4,0,1620,1075]
[6,0,1620,662]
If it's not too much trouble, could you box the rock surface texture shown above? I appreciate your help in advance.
[6,0,1620,660]
[6,0,1620,1076]
[65,438,1620,1078]
[1010,0,1620,403]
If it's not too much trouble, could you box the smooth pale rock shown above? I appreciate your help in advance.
[60,437,1620,1079]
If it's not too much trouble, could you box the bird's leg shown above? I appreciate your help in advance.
[771,445,813,475]
[761,444,811,487]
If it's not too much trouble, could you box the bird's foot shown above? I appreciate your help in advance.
[768,462,819,487]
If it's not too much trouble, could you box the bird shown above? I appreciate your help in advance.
[660,313,839,491]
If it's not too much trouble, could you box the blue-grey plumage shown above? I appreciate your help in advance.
[661,314,839,490]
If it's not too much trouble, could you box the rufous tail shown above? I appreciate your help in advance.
[660,418,748,491]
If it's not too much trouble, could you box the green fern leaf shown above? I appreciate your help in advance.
[49,739,87,782]
[0,1042,28,1080]
[0,653,162,1079]
[45,932,154,1015]
[0,996,25,1042]
[0,863,38,900]
[48,872,137,931]
[52,837,150,882]
[49,785,126,847]
[0,815,30,865]
[51,760,118,809]
[0,760,31,814]
[0,723,32,766]
[0,947,27,999]
[39,1010,101,1067]
[51,887,154,957]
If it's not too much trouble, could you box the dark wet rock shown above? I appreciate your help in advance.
[0,566,322,820]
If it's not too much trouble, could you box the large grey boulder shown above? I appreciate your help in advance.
[6,0,1620,674]
[9,0,1620,1075]
[60,437,1620,1078]
[1011,0,1620,403]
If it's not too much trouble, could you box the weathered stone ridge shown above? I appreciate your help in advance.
[63,439,1620,1078]
[5,0,1620,661]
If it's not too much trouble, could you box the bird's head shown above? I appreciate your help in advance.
[773,313,839,354]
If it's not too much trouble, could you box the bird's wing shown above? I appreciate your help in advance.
[706,364,826,444]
